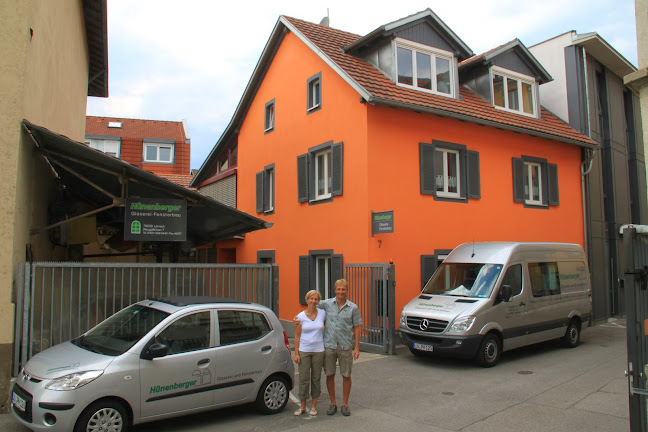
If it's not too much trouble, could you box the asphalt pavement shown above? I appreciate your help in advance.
[1,317,632,431]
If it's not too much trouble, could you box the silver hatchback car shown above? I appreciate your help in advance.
[11,297,294,432]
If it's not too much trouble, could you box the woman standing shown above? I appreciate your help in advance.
[293,290,326,416]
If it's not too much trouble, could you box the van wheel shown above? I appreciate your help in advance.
[562,319,581,348]
[256,375,289,414]
[476,333,501,368]
[74,399,128,432]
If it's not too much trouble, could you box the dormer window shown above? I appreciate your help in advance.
[395,39,454,97]
[491,66,536,117]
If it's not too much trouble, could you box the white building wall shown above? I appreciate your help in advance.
[529,32,574,123]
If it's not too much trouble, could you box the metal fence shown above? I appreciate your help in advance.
[622,225,648,432]
[13,262,277,376]
[345,263,396,354]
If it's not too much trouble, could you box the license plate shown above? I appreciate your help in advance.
[12,392,26,412]
[413,342,434,352]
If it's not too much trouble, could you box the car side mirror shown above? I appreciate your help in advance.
[498,284,512,303]
[144,342,168,360]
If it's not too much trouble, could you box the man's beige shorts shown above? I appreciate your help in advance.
[324,347,353,377]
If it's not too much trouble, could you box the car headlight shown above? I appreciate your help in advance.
[45,370,103,391]
[447,316,475,333]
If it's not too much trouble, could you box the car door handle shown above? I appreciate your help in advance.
[197,358,210,365]
[261,345,272,352]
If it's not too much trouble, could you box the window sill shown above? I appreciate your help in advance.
[493,105,537,118]
[396,82,454,99]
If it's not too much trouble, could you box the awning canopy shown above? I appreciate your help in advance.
[23,120,269,246]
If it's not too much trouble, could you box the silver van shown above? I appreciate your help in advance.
[11,297,294,432]
[399,242,591,367]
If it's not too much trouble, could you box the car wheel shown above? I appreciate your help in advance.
[75,399,128,432]
[562,319,581,348]
[475,333,501,368]
[256,375,289,414]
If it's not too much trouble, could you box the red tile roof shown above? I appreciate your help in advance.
[283,16,594,147]
[86,116,189,143]
[158,174,195,189]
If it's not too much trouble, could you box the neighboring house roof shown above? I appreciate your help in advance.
[458,39,553,84]
[86,116,190,143]
[158,174,195,189]
[83,0,108,97]
[191,13,595,188]
[530,31,637,79]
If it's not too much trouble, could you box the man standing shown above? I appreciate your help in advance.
[317,278,362,416]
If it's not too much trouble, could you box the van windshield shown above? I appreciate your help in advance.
[71,305,169,356]
[423,263,503,298]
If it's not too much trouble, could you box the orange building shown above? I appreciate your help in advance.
[190,10,594,321]
[85,116,192,179]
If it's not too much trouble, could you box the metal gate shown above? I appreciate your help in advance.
[13,261,278,376]
[345,263,396,354]
[622,225,648,431]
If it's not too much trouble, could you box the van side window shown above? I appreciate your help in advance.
[528,262,561,297]
[501,264,522,298]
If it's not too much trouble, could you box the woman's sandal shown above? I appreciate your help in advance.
[294,407,307,416]
[309,407,318,416]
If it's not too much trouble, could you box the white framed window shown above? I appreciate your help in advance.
[524,162,542,205]
[264,99,275,133]
[395,39,454,97]
[512,156,559,207]
[297,141,343,204]
[316,256,332,299]
[314,148,332,200]
[307,72,322,113]
[491,66,536,117]
[434,148,460,198]
[256,164,275,214]
[86,139,121,158]
[144,143,174,163]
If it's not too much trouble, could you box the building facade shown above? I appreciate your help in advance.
[85,116,192,178]
[191,10,595,322]
[0,0,108,409]
[530,32,647,321]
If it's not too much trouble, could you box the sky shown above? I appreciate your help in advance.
[86,0,639,171]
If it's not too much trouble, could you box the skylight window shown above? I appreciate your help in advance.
[395,39,454,97]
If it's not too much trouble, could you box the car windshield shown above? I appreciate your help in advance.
[423,263,503,298]
[72,305,169,356]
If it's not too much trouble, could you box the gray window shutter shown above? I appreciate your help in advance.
[541,162,550,205]
[512,158,525,203]
[297,154,308,202]
[547,163,559,206]
[466,150,481,199]
[332,142,343,196]
[262,170,269,212]
[421,255,438,289]
[420,143,436,195]
[299,256,309,305]
[331,254,343,298]
[256,171,263,213]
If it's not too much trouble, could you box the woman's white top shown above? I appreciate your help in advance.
[297,309,326,352]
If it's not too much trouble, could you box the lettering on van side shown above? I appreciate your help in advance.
[149,380,197,394]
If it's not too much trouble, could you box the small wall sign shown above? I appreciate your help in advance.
[372,210,394,236]
[124,198,187,242]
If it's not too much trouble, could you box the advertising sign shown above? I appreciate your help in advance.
[372,210,394,236]
[124,198,187,242]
